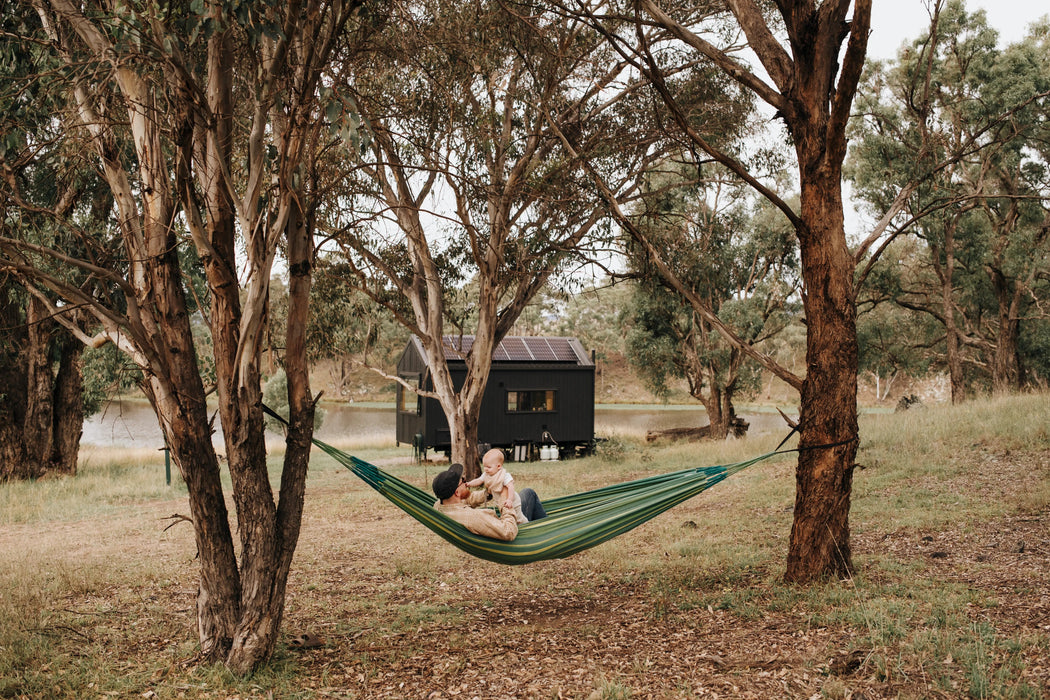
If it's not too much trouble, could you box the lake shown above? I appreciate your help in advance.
[81,400,794,449]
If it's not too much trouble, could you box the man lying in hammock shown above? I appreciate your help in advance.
[431,462,545,541]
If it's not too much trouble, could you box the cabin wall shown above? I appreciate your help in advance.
[395,337,596,456]
[395,340,427,445]
[420,363,595,452]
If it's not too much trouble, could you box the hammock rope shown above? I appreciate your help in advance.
[310,436,782,565]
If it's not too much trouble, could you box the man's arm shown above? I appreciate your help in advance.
[459,506,519,541]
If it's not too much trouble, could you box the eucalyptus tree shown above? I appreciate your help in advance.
[0,201,102,481]
[0,0,367,673]
[567,0,872,583]
[326,0,667,472]
[623,173,798,438]
[854,252,936,402]
[0,283,84,479]
[0,6,120,480]
[849,2,1050,400]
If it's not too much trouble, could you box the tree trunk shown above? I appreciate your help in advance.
[137,241,243,663]
[691,343,742,440]
[632,0,869,583]
[236,191,317,674]
[49,337,84,475]
[935,227,967,403]
[785,172,859,583]
[0,292,84,480]
[449,405,483,478]
[425,331,496,479]
[18,0,351,676]
[223,190,318,676]
[945,324,966,403]
[0,286,29,481]
[990,270,1022,394]
[718,385,737,438]
[698,386,728,439]
[991,317,1021,394]
[157,395,242,660]
[23,296,53,479]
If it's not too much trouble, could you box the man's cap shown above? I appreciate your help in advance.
[432,463,464,500]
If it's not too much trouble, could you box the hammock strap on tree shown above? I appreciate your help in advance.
[310,435,783,565]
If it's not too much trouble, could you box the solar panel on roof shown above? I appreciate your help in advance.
[440,335,585,363]
[500,336,530,361]
[529,338,557,361]
[546,337,576,361]
[441,336,472,359]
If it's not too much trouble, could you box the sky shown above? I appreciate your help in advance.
[867,1,1048,60]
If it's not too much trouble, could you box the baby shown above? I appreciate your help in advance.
[466,448,527,523]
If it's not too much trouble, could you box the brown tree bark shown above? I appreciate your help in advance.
[934,225,968,403]
[944,309,967,404]
[451,401,484,478]
[23,295,53,479]
[49,336,84,475]
[137,225,241,663]
[787,173,859,582]
[0,285,29,481]
[0,287,85,480]
[634,0,869,582]
[686,323,744,441]
[989,268,1023,395]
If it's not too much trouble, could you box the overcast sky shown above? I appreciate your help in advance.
[867,2,1048,60]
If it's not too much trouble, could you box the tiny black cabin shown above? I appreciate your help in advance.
[395,335,595,460]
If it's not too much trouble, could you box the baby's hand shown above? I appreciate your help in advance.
[502,498,514,512]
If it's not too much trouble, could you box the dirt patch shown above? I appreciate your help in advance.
[271,509,1049,699]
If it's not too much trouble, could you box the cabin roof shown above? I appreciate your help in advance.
[408,335,593,366]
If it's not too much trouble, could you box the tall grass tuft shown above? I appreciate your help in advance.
[0,447,182,525]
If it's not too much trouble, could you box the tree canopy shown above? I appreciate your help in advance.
[849,1,1050,400]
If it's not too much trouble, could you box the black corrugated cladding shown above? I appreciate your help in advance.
[395,335,596,458]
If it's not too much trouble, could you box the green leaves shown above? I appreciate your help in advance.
[848,1,1050,394]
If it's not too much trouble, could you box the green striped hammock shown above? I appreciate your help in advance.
[312,437,779,565]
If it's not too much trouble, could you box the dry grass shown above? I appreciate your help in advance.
[1,394,1049,699]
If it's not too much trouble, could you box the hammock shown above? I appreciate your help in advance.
[310,436,780,565]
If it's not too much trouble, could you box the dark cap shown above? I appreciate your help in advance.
[432,463,464,501]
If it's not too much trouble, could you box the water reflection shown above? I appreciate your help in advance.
[81,400,791,448]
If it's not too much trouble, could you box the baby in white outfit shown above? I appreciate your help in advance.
[466,448,526,523]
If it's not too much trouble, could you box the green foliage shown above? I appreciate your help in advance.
[518,281,629,361]
[621,168,798,414]
[271,258,408,367]
[80,343,141,416]
[849,2,1050,393]
[1020,317,1050,384]
[855,244,936,384]
[262,369,325,436]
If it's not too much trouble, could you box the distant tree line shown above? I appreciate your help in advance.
[849,2,1050,402]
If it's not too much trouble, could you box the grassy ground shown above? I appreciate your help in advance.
[1,394,1048,699]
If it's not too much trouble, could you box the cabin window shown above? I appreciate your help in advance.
[399,375,421,415]
[506,389,556,413]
